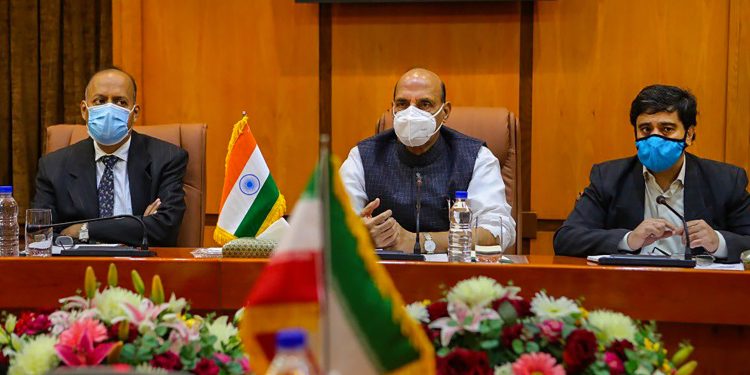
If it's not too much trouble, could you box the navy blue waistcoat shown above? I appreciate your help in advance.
[357,127,484,232]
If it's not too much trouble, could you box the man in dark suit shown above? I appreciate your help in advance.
[554,85,750,263]
[32,67,187,246]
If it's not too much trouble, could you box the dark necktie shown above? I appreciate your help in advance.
[98,155,120,217]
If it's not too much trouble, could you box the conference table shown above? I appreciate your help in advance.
[0,249,747,373]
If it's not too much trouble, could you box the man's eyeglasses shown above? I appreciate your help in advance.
[618,246,671,257]
[618,246,716,266]
[54,236,74,251]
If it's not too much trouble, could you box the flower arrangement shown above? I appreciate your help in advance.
[407,276,697,375]
[0,264,249,375]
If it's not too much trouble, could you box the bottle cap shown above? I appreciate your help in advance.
[0,186,12,194]
[276,328,306,350]
[455,190,467,199]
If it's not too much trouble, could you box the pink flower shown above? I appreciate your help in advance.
[14,312,51,336]
[538,320,564,343]
[193,357,220,375]
[604,352,625,375]
[57,318,109,348]
[213,353,231,365]
[238,357,251,373]
[512,352,565,375]
[55,330,115,366]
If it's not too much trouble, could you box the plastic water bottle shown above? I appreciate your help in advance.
[448,190,472,262]
[266,329,316,375]
[0,186,19,257]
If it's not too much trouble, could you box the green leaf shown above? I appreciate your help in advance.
[525,341,540,352]
[155,325,167,337]
[437,347,451,356]
[512,339,524,354]
[226,361,243,375]
[480,340,499,350]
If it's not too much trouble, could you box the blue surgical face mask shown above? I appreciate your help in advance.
[86,103,133,146]
[635,134,686,173]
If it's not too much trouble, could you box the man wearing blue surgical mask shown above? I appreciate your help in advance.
[339,68,516,252]
[554,84,750,262]
[31,67,188,246]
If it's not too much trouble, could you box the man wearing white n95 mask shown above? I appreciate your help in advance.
[339,68,516,252]
[31,67,188,246]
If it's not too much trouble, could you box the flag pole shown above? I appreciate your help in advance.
[319,133,332,374]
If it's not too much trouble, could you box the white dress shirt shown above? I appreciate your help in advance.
[93,138,133,216]
[618,156,727,258]
[339,145,516,250]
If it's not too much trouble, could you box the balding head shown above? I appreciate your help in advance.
[85,67,137,103]
[393,68,445,104]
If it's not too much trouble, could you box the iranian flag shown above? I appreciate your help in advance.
[214,115,286,245]
[240,155,435,374]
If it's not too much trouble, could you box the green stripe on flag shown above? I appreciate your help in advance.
[328,176,421,371]
[234,175,281,236]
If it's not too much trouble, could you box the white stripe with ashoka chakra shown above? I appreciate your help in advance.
[216,147,270,233]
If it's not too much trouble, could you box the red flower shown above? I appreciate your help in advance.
[492,297,532,319]
[0,351,8,365]
[563,329,597,373]
[150,351,183,371]
[107,322,139,343]
[501,323,524,347]
[437,348,492,375]
[14,312,51,336]
[607,339,634,361]
[193,357,220,375]
[421,323,440,343]
[427,301,449,320]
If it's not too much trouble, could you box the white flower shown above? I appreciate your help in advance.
[134,364,169,374]
[8,335,59,375]
[587,310,637,344]
[494,364,513,375]
[405,302,430,323]
[93,287,144,323]
[447,276,512,309]
[530,291,580,320]
[166,293,187,315]
[205,316,238,351]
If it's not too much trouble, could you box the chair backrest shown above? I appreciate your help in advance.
[45,124,207,247]
[376,107,521,253]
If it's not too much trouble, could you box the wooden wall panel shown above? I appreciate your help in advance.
[331,3,521,160]
[114,0,319,223]
[726,0,750,170]
[532,0,731,220]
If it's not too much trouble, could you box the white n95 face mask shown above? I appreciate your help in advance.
[393,104,445,147]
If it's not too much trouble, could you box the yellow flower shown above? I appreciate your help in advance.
[587,310,637,344]
[93,287,145,323]
[8,335,59,375]
[579,307,589,319]
[447,276,514,309]
[421,299,431,306]
[662,361,673,372]
[205,316,238,351]
[185,318,197,329]
[644,338,654,351]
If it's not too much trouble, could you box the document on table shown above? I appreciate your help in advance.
[588,255,745,271]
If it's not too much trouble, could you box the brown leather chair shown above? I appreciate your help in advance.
[376,107,521,253]
[44,124,207,247]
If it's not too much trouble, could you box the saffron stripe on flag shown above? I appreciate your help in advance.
[219,127,257,210]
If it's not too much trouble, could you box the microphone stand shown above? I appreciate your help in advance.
[413,172,423,255]
[28,215,149,250]
[656,196,691,259]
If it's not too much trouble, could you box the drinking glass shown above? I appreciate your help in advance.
[25,209,52,257]
[475,216,505,263]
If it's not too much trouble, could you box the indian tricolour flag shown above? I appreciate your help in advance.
[240,154,435,374]
[214,115,286,245]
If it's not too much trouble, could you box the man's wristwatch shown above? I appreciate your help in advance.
[78,223,89,243]
[424,233,436,254]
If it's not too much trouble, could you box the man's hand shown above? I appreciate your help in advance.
[627,218,682,250]
[360,198,399,248]
[144,198,161,216]
[687,220,720,253]
[60,224,83,239]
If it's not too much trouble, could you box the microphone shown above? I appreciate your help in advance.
[655,196,691,259]
[413,172,423,255]
[28,215,149,250]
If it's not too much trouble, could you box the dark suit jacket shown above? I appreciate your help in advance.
[553,153,750,263]
[32,131,188,246]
